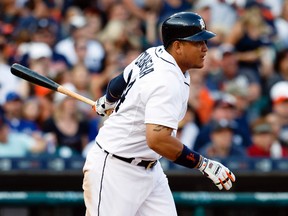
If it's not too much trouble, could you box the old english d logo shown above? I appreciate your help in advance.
[199,18,205,30]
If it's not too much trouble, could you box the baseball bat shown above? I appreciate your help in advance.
[10,63,95,106]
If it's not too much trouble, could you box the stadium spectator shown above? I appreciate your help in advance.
[0,0,20,28]
[265,48,288,94]
[17,42,54,99]
[198,118,246,159]
[0,114,46,157]
[95,2,145,97]
[193,93,252,152]
[207,44,262,122]
[225,5,275,81]
[265,112,288,158]
[269,81,288,148]
[207,44,261,103]
[58,5,84,40]
[54,14,106,73]
[263,0,283,18]
[15,43,56,128]
[73,38,88,66]
[22,96,42,129]
[258,48,288,116]
[0,47,20,105]
[42,83,90,157]
[97,1,142,60]
[157,0,192,24]
[69,63,102,143]
[70,64,93,115]
[207,0,237,34]
[274,0,288,49]
[13,0,60,46]
[37,93,54,130]
[83,7,103,41]
[247,117,288,158]
[122,0,161,21]
[2,91,39,135]
[193,0,236,49]
[0,0,24,64]
[17,18,70,75]
[188,68,214,126]
[176,105,199,150]
[224,78,259,121]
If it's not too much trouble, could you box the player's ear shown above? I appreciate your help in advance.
[172,41,183,54]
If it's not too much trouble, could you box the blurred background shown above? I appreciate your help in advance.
[1,0,288,215]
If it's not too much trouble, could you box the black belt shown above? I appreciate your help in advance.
[96,142,157,169]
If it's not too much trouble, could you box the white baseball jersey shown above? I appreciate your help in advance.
[96,46,190,159]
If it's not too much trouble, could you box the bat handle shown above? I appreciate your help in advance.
[57,85,95,106]
[58,85,113,116]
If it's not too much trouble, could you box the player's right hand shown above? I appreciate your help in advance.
[197,157,236,190]
[93,95,116,116]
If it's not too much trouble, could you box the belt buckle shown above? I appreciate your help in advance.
[146,161,157,169]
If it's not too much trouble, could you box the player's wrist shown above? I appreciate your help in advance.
[104,96,115,106]
[174,145,201,169]
[197,156,209,172]
[94,95,116,116]
[106,91,118,104]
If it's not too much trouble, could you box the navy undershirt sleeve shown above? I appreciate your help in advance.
[106,73,127,102]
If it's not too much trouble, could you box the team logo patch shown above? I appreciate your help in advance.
[186,153,196,162]
[199,18,205,30]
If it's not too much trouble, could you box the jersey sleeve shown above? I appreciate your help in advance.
[123,60,135,82]
[142,73,183,130]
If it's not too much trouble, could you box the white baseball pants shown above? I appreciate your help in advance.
[82,144,177,216]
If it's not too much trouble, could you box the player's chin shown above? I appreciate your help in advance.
[193,62,204,69]
[194,58,205,68]
[188,60,205,69]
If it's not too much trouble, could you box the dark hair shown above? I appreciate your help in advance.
[250,117,272,134]
[274,48,288,72]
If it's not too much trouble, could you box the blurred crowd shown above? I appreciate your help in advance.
[1,0,288,162]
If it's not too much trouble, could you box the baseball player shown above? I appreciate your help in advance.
[83,11,236,216]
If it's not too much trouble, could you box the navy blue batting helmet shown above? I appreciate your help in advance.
[161,12,216,48]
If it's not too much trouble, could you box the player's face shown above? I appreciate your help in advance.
[179,40,208,70]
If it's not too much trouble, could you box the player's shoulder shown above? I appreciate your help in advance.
[146,46,176,66]
[132,45,183,83]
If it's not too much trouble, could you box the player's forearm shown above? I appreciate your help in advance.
[146,124,201,166]
[148,132,202,168]
[147,132,184,161]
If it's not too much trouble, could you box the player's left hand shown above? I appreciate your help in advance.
[197,157,236,190]
[93,95,115,116]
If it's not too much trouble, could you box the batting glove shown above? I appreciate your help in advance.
[93,95,115,116]
[197,157,236,190]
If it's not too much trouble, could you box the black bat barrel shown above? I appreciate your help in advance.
[10,63,59,91]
